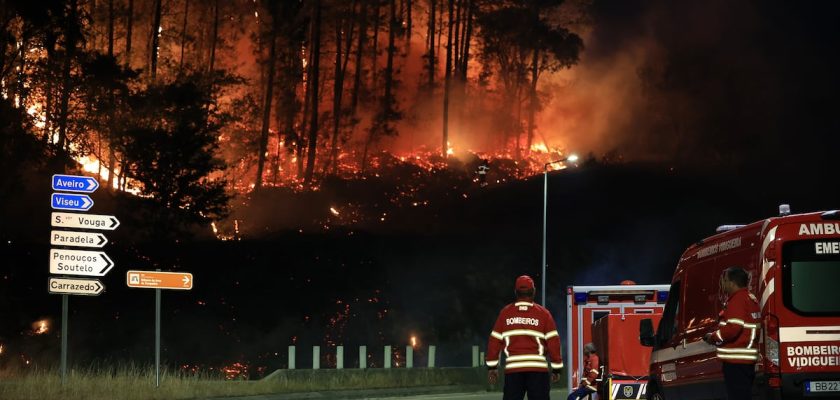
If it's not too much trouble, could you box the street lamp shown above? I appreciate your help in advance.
[541,154,578,306]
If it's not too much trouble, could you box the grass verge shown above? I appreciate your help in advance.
[0,366,487,400]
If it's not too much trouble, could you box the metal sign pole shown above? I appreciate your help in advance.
[61,294,68,385]
[155,285,161,388]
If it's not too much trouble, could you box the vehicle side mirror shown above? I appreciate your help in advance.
[639,318,656,347]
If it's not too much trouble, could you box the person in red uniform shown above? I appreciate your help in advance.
[703,267,760,400]
[566,343,599,400]
[486,275,563,400]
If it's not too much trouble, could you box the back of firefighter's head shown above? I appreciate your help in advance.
[721,267,749,294]
[514,275,536,300]
[584,343,597,355]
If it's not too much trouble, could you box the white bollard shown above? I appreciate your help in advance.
[428,345,436,368]
[384,346,392,369]
[313,346,320,370]
[406,346,413,368]
[472,345,479,367]
[359,345,367,369]
[288,345,296,369]
[337,346,344,369]
[480,351,485,367]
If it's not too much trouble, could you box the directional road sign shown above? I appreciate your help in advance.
[127,271,193,290]
[50,230,108,248]
[51,193,93,211]
[52,174,100,193]
[49,249,115,277]
[51,212,120,230]
[48,277,105,296]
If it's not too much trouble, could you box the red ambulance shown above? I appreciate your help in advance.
[567,283,670,399]
[640,207,840,399]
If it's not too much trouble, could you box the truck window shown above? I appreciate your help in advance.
[783,240,840,315]
[593,311,609,321]
[683,259,722,333]
[656,281,681,345]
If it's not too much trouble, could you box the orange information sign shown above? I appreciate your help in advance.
[126,270,193,290]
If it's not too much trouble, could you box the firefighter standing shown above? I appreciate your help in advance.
[486,275,563,400]
[477,159,490,187]
[566,343,599,400]
[703,267,760,400]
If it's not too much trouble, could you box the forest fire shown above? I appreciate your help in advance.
[221,362,249,380]
[30,319,49,335]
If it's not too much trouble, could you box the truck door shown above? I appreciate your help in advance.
[674,257,727,399]
[651,280,682,399]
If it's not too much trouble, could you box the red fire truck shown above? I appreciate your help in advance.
[567,283,670,399]
[640,207,840,399]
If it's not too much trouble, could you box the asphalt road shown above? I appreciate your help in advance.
[375,389,570,400]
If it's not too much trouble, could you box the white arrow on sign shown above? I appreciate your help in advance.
[48,277,105,296]
[50,230,108,248]
[51,212,120,230]
[49,249,115,277]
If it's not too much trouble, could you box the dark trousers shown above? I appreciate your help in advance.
[566,385,596,400]
[503,371,551,400]
[722,362,755,400]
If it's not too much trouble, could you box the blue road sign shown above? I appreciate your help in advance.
[51,193,94,212]
[52,174,100,193]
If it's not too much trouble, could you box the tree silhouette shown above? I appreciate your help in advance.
[120,74,231,235]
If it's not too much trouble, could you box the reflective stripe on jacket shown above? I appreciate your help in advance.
[486,301,563,374]
[581,353,599,391]
[714,288,761,364]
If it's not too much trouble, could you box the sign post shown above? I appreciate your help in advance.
[49,173,113,386]
[52,174,100,193]
[155,270,161,388]
[127,270,194,387]
[49,249,114,277]
[61,294,68,385]
[48,277,105,296]
[51,212,119,230]
[51,193,94,211]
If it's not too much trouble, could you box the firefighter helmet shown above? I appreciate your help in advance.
[515,275,535,290]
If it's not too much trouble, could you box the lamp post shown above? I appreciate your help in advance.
[541,154,578,306]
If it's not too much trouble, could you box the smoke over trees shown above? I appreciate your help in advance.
[1,0,586,199]
[2,0,839,222]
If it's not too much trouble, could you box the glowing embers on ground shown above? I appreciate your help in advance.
[211,219,240,241]
[179,361,257,380]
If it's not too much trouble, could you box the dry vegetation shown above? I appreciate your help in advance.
[0,365,487,400]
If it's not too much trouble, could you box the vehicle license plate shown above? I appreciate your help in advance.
[806,381,840,393]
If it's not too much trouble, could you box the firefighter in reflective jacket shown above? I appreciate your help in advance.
[703,267,760,400]
[567,343,599,400]
[486,275,563,400]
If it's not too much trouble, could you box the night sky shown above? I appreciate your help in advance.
[1,0,838,378]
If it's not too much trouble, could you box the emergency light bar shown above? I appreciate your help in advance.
[656,291,668,303]
[822,210,840,220]
[574,292,587,304]
[716,225,745,233]
[588,290,655,296]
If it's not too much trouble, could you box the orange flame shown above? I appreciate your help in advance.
[31,319,49,335]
